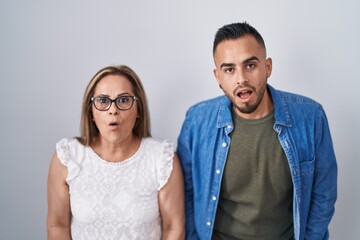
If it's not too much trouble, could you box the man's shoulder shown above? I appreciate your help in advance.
[270,85,322,108]
[187,95,229,113]
[270,85,326,125]
[180,95,230,136]
[182,95,230,126]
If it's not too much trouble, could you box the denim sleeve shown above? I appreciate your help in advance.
[177,115,200,240]
[305,107,337,239]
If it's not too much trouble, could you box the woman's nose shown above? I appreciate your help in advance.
[108,101,119,115]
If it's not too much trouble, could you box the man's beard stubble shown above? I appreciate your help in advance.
[220,82,267,115]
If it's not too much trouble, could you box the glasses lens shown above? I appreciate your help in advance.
[94,97,111,110]
[116,96,133,110]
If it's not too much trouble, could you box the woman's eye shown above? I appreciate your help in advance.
[98,97,109,104]
[117,97,130,103]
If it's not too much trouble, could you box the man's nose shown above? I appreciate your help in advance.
[235,69,248,84]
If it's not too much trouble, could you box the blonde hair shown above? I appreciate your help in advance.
[77,65,151,145]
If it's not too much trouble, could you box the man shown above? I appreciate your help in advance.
[177,22,337,240]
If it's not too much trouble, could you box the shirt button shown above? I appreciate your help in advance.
[212,196,217,201]
[227,125,232,129]
[206,221,211,226]
[222,142,227,147]
[216,169,221,174]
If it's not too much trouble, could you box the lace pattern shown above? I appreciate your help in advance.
[54,137,175,240]
[56,138,80,182]
[157,140,174,190]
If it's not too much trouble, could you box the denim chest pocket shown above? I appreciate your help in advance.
[300,159,315,192]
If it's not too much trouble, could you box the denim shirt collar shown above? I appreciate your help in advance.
[268,84,292,128]
[216,97,233,129]
[216,84,292,129]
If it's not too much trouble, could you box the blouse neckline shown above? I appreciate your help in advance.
[87,138,146,165]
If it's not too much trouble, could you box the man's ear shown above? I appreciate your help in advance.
[213,68,220,85]
[266,57,272,78]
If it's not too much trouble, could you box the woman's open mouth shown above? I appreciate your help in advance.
[108,120,120,129]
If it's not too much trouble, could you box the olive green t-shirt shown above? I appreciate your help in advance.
[212,112,294,240]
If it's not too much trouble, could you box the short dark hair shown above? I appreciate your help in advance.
[213,22,266,54]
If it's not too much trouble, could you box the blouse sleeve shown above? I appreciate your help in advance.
[56,138,80,183]
[157,140,175,191]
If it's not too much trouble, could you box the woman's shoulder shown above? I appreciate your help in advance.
[141,137,175,152]
[55,137,83,182]
[141,138,175,191]
[55,137,86,163]
[56,137,81,146]
[56,137,84,153]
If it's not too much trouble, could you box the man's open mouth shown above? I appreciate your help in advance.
[237,90,253,99]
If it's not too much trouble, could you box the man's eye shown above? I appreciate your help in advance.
[225,68,234,73]
[247,63,255,69]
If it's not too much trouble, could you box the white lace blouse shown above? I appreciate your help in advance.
[56,137,174,240]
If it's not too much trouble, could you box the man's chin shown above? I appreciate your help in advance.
[233,102,258,115]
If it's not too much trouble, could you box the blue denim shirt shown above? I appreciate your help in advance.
[177,84,337,240]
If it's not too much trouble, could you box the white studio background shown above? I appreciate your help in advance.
[0,0,359,239]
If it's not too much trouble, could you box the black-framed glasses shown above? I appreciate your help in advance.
[91,95,137,111]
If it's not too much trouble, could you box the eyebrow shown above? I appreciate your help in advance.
[243,56,260,64]
[97,92,132,97]
[220,63,235,69]
[118,92,132,96]
[219,56,260,69]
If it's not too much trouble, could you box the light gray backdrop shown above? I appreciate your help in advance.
[1,0,359,239]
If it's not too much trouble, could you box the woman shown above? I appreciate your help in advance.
[47,65,185,239]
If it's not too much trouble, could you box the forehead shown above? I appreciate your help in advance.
[94,74,134,95]
[214,35,266,63]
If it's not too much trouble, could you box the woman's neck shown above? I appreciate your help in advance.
[91,135,142,163]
